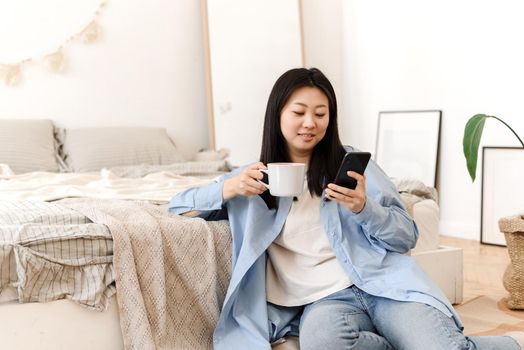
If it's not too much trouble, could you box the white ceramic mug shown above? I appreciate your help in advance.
[259,163,306,197]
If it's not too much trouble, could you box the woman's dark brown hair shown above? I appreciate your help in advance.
[259,68,346,209]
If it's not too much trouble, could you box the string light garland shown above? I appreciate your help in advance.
[0,0,107,87]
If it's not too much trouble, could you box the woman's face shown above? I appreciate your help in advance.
[280,86,330,162]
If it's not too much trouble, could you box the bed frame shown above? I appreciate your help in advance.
[0,294,123,349]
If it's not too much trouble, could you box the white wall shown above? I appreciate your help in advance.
[342,0,524,239]
[0,0,339,162]
[2,0,521,240]
[0,0,208,159]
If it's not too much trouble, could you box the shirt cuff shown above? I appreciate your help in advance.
[194,180,225,210]
[349,195,387,227]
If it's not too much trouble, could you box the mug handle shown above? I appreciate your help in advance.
[257,169,270,190]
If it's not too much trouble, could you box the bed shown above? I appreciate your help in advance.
[0,196,231,350]
[0,119,462,349]
[0,119,234,349]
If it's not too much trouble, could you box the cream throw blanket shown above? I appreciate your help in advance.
[63,199,232,350]
[392,178,438,217]
[0,168,216,203]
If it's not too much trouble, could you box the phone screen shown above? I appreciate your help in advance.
[333,152,371,189]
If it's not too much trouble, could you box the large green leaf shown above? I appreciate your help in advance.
[463,114,490,182]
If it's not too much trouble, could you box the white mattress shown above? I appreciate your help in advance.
[0,292,123,350]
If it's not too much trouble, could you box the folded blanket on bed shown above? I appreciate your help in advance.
[62,198,232,350]
[0,200,115,310]
[392,178,438,217]
[392,178,438,201]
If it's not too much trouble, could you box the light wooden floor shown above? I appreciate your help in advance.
[440,235,510,303]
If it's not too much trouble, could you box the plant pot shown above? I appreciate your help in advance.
[499,214,524,309]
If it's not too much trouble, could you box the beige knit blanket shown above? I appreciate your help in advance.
[63,199,232,350]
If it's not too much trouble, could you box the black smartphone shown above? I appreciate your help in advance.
[333,151,371,189]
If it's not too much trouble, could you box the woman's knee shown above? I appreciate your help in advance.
[299,302,363,350]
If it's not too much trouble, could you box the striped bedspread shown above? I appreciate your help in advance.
[0,200,115,310]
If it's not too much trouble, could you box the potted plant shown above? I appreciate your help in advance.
[463,114,524,182]
[463,114,524,309]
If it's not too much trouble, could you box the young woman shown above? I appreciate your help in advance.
[169,68,523,350]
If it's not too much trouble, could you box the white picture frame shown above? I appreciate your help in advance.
[375,110,441,187]
[481,147,524,246]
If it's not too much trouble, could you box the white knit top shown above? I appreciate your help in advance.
[266,186,352,306]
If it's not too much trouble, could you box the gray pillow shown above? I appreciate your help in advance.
[0,119,60,173]
[61,127,185,172]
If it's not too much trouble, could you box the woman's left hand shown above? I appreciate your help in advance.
[325,171,366,213]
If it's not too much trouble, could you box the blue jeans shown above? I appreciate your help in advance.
[268,286,520,350]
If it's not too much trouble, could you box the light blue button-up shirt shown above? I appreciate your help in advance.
[169,148,462,349]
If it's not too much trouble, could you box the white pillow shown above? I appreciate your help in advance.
[0,119,59,173]
[61,127,185,172]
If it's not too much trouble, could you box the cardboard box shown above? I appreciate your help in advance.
[411,245,464,304]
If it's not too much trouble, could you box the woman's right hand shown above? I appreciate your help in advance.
[223,162,268,200]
